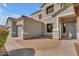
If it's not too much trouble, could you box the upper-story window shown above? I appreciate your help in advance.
[46,5,54,14]
[39,14,42,19]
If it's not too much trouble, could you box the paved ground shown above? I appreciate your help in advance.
[0,47,8,56]
[74,41,79,56]
[5,37,77,56]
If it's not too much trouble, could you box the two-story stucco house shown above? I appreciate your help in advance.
[6,3,78,40]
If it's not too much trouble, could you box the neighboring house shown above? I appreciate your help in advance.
[6,3,78,40]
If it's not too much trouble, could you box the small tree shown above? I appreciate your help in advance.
[0,29,9,48]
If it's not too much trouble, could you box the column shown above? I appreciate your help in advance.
[52,17,60,39]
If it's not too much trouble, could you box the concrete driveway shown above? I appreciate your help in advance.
[5,37,77,56]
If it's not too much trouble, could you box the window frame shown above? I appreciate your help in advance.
[46,5,54,14]
[39,14,42,19]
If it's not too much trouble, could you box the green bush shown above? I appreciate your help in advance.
[0,29,9,48]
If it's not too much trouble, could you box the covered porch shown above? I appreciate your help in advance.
[58,13,77,39]
[52,13,78,40]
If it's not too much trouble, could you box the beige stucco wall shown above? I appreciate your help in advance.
[17,19,24,26]
[31,4,61,36]
[7,16,43,40]
[7,20,12,27]
[6,18,16,38]
[32,4,75,39]
[6,20,12,37]
[22,17,43,39]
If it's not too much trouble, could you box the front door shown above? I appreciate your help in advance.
[62,21,76,38]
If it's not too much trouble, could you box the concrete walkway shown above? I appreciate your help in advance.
[5,38,24,52]
[5,37,77,56]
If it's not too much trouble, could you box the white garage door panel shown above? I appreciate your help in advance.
[18,26,23,37]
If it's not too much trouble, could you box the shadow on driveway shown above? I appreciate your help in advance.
[8,48,35,56]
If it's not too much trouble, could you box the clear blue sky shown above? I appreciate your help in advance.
[0,3,43,25]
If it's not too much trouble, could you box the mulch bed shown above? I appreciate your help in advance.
[0,47,8,56]
[74,43,79,56]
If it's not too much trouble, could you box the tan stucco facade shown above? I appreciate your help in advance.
[6,3,79,40]
[31,3,77,39]
[19,16,44,39]
[6,17,17,37]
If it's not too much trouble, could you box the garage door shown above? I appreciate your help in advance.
[18,26,23,37]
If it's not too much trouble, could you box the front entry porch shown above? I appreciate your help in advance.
[59,14,77,39]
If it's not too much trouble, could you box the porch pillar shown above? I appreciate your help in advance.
[52,17,60,39]
[52,29,59,39]
[76,16,79,39]
[73,4,79,39]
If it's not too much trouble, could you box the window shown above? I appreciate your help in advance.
[47,23,53,33]
[39,14,42,19]
[46,5,54,14]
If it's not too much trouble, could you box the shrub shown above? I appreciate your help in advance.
[0,29,9,48]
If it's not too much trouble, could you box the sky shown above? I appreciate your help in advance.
[0,3,43,25]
